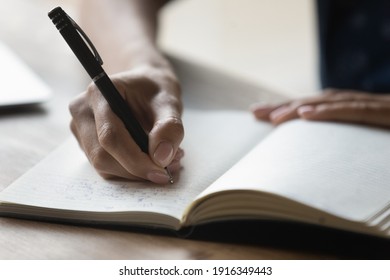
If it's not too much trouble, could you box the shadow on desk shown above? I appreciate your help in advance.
[2,215,389,259]
[74,218,390,259]
[185,220,390,260]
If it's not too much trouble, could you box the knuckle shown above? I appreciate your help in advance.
[351,101,368,110]
[85,83,104,103]
[86,82,98,95]
[170,117,185,134]
[99,102,113,116]
[167,76,182,96]
[164,93,182,114]
[164,116,185,139]
[69,96,84,117]
[171,95,183,113]
[88,146,110,173]
[97,122,117,148]
[69,93,93,119]
[150,116,185,144]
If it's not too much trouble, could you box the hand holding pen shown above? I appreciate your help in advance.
[49,6,184,184]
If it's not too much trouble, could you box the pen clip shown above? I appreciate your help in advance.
[67,13,103,66]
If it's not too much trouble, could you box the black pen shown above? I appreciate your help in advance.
[48,6,173,183]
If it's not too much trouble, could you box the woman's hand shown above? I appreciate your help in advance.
[251,89,390,128]
[69,66,184,184]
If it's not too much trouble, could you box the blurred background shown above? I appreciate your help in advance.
[0,0,318,99]
[160,0,318,97]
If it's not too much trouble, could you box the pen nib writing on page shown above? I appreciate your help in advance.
[165,167,174,184]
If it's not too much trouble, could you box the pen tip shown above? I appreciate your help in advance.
[165,167,174,184]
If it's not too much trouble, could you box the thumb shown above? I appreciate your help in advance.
[149,114,184,168]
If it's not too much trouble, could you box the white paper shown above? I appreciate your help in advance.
[0,109,272,220]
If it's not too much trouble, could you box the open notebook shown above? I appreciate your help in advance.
[0,56,389,239]
[0,42,51,107]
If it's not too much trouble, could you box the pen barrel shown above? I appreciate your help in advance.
[48,7,103,79]
[49,7,149,154]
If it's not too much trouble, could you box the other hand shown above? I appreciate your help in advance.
[251,89,390,128]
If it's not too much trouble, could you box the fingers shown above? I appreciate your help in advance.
[70,84,182,184]
[92,96,172,183]
[69,66,186,184]
[166,148,185,174]
[250,102,282,121]
[251,90,347,124]
[251,89,390,127]
[70,92,147,181]
[250,94,335,123]
[298,101,390,127]
[149,116,184,167]
[148,87,185,168]
[113,68,185,169]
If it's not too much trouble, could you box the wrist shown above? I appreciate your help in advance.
[122,44,179,90]
[121,41,171,71]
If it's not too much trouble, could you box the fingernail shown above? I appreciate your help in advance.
[298,105,315,117]
[147,170,170,184]
[250,108,268,120]
[269,106,290,120]
[154,141,174,167]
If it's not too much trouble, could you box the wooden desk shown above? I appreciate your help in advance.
[0,0,387,260]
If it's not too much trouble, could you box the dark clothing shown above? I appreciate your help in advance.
[316,0,390,93]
